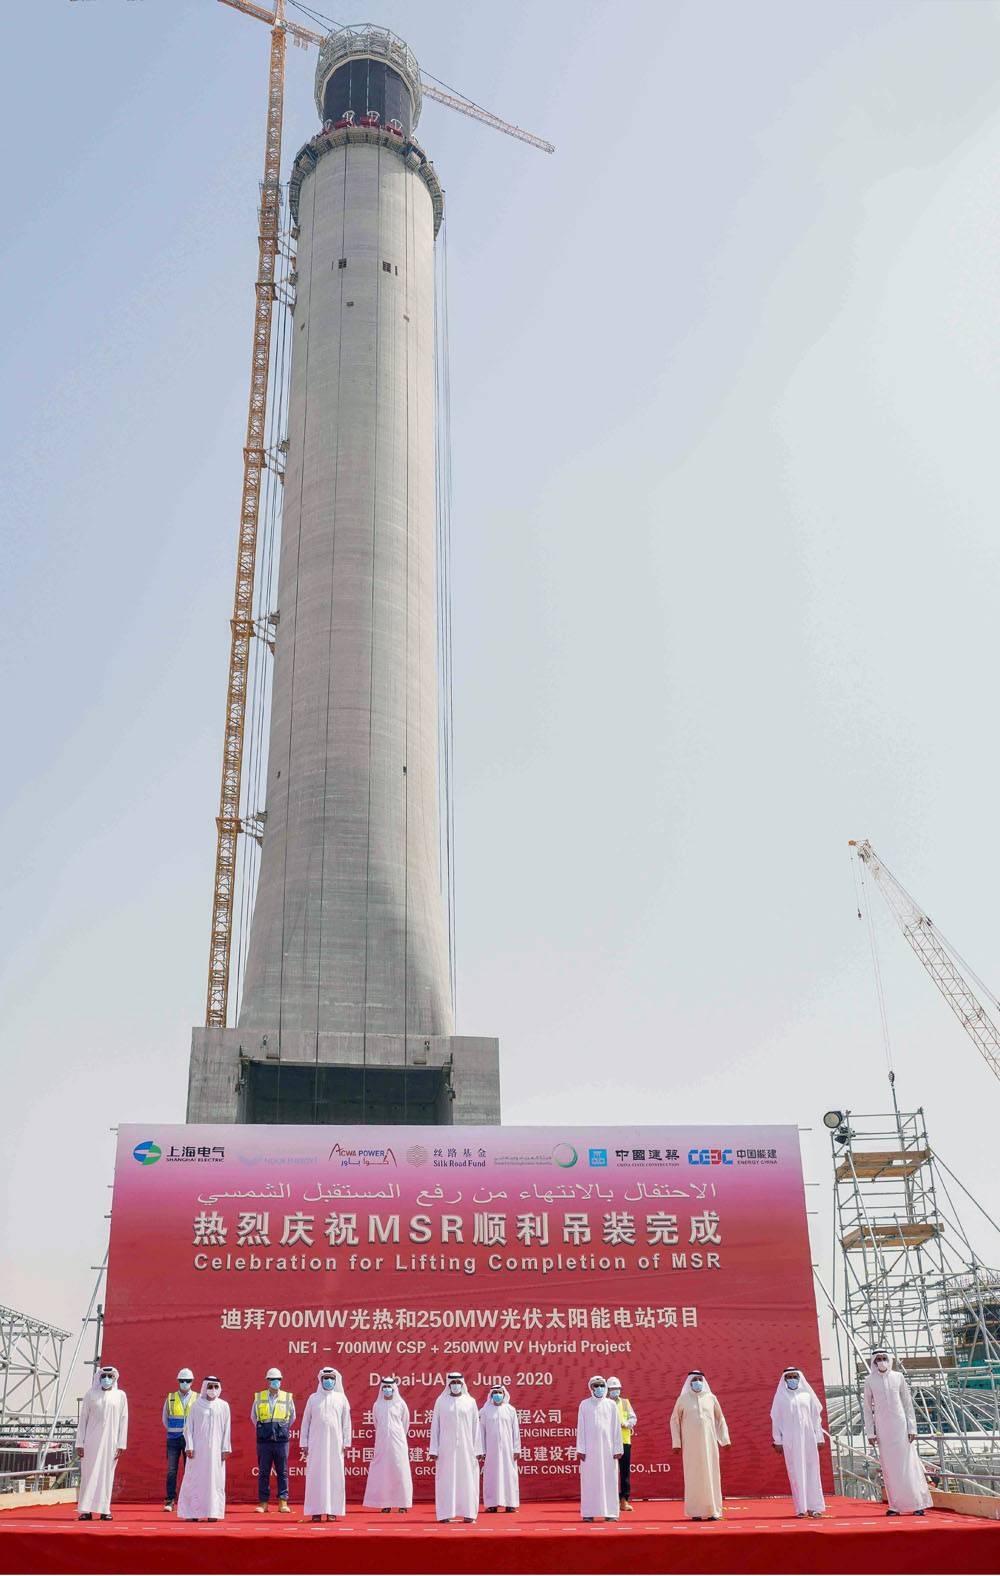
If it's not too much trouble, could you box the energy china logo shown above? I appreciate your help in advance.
[132,1140,162,1166]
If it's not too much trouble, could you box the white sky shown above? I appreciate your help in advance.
[3,0,1000,1400]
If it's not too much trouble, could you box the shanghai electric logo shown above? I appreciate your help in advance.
[132,1140,162,1166]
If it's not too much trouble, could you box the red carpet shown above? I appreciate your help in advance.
[2,1496,998,1575]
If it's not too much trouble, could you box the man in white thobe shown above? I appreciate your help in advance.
[300,1366,352,1520]
[429,1374,484,1522]
[76,1366,128,1521]
[575,1375,623,1521]
[363,1376,413,1513]
[670,1370,730,1520]
[771,1366,826,1516]
[480,1384,521,1512]
[863,1350,932,1516]
[177,1376,232,1522]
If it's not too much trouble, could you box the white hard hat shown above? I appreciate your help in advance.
[265,1367,283,1380]
[607,1376,622,1389]
[177,1368,194,1382]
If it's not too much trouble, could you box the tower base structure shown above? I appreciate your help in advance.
[187,1028,500,1126]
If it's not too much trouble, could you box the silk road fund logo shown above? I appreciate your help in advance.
[132,1140,162,1166]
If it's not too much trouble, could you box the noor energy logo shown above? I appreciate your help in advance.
[132,1140,161,1166]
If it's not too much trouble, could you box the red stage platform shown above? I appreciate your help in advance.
[2,1495,998,1575]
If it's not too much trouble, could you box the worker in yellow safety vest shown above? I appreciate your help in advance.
[607,1378,638,1511]
[252,1367,296,1512]
[162,1367,196,1511]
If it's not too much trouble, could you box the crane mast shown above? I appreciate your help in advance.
[849,839,1000,1086]
[208,0,552,1026]
[205,5,286,1027]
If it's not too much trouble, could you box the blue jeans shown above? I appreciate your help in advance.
[257,1438,290,1502]
[165,1435,186,1501]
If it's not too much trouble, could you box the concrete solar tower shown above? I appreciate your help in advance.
[188,27,501,1127]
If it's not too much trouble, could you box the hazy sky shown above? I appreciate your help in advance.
[4,0,1000,1400]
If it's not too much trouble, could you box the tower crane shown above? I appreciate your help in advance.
[849,839,1000,1086]
[206,0,554,1027]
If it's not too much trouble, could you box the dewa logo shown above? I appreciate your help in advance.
[132,1140,162,1166]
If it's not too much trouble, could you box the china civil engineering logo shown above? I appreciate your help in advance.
[551,1143,578,1168]
[132,1140,161,1166]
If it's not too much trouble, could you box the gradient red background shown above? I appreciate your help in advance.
[103,1124,828,1502]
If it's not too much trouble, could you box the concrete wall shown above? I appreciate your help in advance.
[238,138,452,1043]
[188,1029,501,1126]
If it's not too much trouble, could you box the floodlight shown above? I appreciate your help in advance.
[823,1110,844,1130]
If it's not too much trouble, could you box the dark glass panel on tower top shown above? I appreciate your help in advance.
[321,59,413,137]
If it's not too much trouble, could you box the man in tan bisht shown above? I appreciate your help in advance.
[670,1370,731,1520]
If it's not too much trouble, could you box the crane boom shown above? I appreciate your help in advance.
[420,82,555,152]
[218,0,324,47]
[205,6,286,1027]
[850,839,1000,1086]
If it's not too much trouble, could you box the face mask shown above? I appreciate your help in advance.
[875,1360,889,1372]
[690,1380,704,1393]
[100,1376,114,1390]
[321,1378,335,1391]
[591,1385,606,1398]
[382,1385,395,1398]
[491,1393,504,1405]
[268,1378,281,1390]
[785,1378,799,1391]
[178,1380,192,1391]
[449,1383,463,1395]
[206,1386,220,1398]
[609,1390,620,1400]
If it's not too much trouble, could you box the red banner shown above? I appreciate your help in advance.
[103,1123,826,1501]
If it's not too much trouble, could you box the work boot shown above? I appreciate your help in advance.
[621,1498,634,1512]
[279,1499,291,1513]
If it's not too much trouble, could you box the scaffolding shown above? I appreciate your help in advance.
[0,1305,69,1428]
[826,1102,1000,1497]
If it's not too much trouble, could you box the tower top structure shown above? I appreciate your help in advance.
[315,25,423,138]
